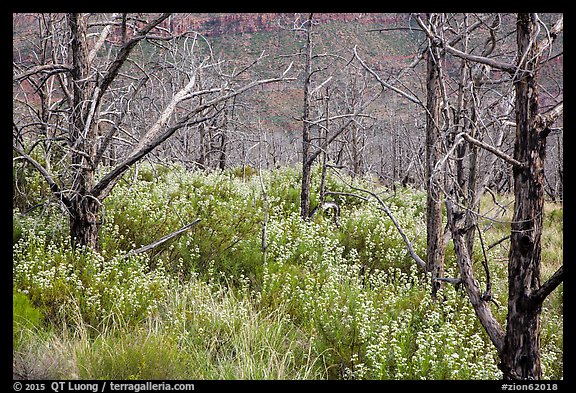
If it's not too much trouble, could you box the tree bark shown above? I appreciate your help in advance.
[447,200,505,353]
[67,13,100,250]
[300,13,314,219]
[500,13,561,380]
[424,14,446,298]
[69,197,101,250]
[219,98,235,171]
[15,13,295,251]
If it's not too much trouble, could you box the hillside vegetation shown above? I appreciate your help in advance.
[13,163,563,379]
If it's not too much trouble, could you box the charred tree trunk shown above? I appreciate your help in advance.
[417,12,563,380]
[392,124,399,184]
[218,128,227,170]
[198,122,207,169]
[447,199,505,354]
[301,150,313,219]
[555,133,563,200]
[300,13,314,219]
[501,14,545,380]
[67,13,101,250]
[453,38,475,257]
[319,89,329,205]
[219,97,235,171]
[16,13,294,254]
[424,14,445,298]
[69,197,101,250]
[351,125,361,177]
[500,13,563,380]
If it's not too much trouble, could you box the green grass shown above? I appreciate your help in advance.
[12,163,563,380]
[13,292,44,350]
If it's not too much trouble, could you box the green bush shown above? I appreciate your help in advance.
[259,210,501,379]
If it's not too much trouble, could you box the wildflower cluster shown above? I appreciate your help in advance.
[13,233,173,329]
[260,208,503,379]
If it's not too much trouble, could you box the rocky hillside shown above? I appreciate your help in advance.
[166,13,408,37]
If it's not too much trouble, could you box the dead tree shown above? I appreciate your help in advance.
[292,14,384,220]
[422,13,447,298]
[425,12,563,380]
[500,13,564,380]
[299,13,315,219]
[13,13,294,250]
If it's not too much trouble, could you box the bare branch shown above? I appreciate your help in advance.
[446,199,505,355]
[92,74,294,200]
[531,266,563,305]
[122,219,201,259]
[331,169,427,271]
[432,277,461,285]
[13,144,71,208]
[325,190,369,202]
[93,75,150,167]
[476,223,493,301]
[13,63,73,82]
[305,87,383,167]
[534,15,563,59]
[353,46,422,105]
[367,27,424,33]
[87,13,122,64]
[461,132,526,169]
[533,101,563,135]
[414,14,516,74]
[487,235,511,251]
[98,13,171,96]
[443,43,516,73]
[232,49,267,78]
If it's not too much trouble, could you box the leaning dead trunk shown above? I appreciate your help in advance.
[415,12,563,380]
[447,200,505,354]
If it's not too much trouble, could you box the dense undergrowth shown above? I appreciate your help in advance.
[13,163,563,380]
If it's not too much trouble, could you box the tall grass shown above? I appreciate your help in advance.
[13,276,326,380]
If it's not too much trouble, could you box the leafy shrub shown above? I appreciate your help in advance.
[99,164,265,285]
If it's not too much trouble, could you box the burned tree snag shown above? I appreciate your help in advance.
[500,13,563,380]
[14,13,294,252]
[424,13,446,298]
[299,13,314,220]
[419,12,563,379]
